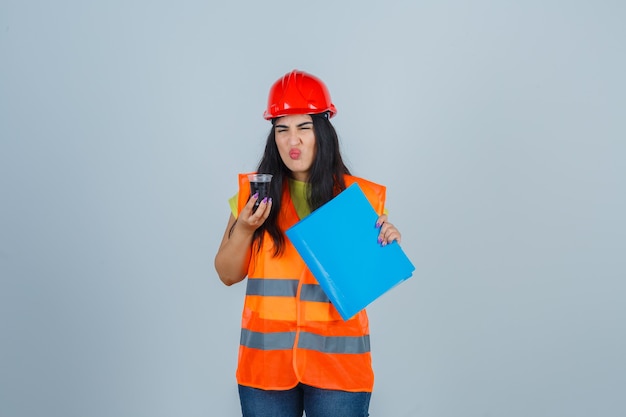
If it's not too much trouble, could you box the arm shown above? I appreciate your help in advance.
[214,195,273,286]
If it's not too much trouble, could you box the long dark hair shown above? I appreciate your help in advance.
[253,112,351,256]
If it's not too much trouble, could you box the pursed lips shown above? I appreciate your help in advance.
[289,149,301,159]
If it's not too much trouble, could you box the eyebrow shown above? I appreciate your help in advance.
[275,121,314,129]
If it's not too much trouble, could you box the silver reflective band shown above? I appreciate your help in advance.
[246,278,298,297]
[298,332,371,354]
[246,279,331,304]
[240,330,371,354]
[240,329,296,350]
[300,284,330,303]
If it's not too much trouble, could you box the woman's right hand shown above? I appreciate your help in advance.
[236,194,273,232]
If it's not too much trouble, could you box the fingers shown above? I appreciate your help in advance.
[254,196,273,220]
[376,214,402,246]
[239,194,273,232]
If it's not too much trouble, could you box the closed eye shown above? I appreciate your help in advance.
[275,121,313,133]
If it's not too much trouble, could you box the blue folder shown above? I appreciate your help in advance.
[286,183,415,320]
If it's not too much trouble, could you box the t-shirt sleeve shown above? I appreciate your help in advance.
[228,193,239,218]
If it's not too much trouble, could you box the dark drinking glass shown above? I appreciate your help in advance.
[247,174,273,212]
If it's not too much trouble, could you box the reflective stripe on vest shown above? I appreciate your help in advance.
[298,332,370,354]
[247,278,330,303]
[301,284,330,303]
[240,329,296,350]
[246,278,299,297]
[241,329,370,354]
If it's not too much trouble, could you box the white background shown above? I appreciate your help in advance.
[1,1,625,416]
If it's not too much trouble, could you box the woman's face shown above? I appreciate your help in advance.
[274,114,316,182]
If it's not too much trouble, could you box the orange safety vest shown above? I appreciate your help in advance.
[235,173,386,392]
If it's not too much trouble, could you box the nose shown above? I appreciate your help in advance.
[287,128,301,145]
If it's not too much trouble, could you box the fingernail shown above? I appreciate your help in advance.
[252,192,259,199]
[377,237,383,244]
[375,222,381,228]
[262,197,268,203]
[268,198,272,204]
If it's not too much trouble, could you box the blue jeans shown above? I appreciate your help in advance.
[238,383,371,417]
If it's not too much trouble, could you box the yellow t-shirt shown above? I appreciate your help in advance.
[229,178,311,220]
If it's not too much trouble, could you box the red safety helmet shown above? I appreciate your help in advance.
[263,69,337,120]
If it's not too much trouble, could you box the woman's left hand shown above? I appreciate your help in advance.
[376,214,401,246]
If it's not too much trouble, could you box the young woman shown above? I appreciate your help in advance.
[215,69,401,417]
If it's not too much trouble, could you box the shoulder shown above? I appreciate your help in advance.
[343,175,387,213]
[344,174,385,191]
